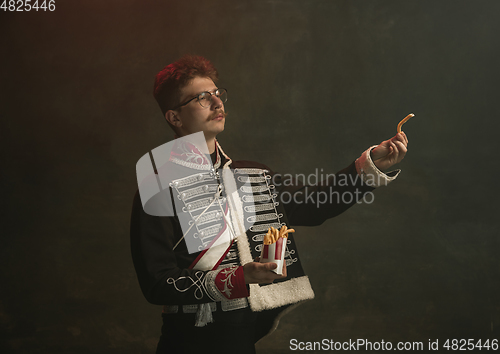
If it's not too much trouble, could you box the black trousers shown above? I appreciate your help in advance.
[156,304,284,354]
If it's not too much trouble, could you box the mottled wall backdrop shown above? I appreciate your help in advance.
[1,0,499,353]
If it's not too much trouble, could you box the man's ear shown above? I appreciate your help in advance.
[165,110,182,128]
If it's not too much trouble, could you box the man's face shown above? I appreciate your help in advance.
[172,76,226,139]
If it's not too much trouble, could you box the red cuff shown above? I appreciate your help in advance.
[214,266,249,300]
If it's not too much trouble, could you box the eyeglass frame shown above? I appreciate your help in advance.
[170,88,228,111]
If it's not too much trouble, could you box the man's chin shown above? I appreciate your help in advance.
[210,119,225,132]
[214,125,225,135]
[202,124,225,139]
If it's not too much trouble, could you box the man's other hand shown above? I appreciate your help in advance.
[243,259,287,284]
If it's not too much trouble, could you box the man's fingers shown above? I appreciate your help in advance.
[244,261,284,284]
[394,140,407,152]
[262,262,277,271]
[401,131,409,145]
[393,140,407,162]
[260,262,285,283]
[392,133,407,147]
[261,261,286,278]
[389,141,399,160]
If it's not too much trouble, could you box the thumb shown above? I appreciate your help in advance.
[263,262,277,271]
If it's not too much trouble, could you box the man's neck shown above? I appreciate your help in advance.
[206,138,216,154]
[175,133,217,154]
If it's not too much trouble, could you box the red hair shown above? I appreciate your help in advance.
[153,55,219,116]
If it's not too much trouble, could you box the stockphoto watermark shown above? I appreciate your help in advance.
[278,186,375,207]
[290,338,425,351]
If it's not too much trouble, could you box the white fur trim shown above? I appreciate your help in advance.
[355,145,401,187]
[248,276,315,312]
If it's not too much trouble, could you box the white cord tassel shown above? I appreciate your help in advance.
[194,303,214,327]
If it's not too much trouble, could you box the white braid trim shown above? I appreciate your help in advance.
[221,159,315,312]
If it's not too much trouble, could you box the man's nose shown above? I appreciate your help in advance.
[211,95,223,109]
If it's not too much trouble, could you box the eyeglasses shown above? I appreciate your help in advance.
[171,88,228,110]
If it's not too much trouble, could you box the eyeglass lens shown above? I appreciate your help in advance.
[199,89,227,108]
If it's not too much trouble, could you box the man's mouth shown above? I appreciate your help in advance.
[211,111,227,120]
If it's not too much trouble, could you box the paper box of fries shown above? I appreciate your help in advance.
[259,226,294,275]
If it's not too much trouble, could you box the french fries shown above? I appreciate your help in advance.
[397,113,414,133]
[260,226,294,275]
[263,225,295,245]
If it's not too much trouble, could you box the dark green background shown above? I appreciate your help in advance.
[1,0,499,353]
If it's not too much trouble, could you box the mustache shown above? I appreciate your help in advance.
[210,110,227,120]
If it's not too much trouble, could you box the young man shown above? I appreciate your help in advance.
[130,55,408,353]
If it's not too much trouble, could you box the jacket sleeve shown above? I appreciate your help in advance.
[130,191,248,306]
[275,147,400,227]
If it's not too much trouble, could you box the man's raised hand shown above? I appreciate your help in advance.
[370,132,408,171]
